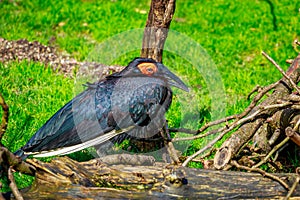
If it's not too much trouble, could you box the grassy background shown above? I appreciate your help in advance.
[0,0,299,190]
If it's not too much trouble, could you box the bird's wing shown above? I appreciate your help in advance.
[20,81,130,157]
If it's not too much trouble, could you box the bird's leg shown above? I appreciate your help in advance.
[160,122,171,141]
[161,122,181,165]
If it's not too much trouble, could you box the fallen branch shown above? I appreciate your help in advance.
[162,126,180,164]
[253,116,300,169]
[231,160,289,190]
[182,128,228,167]
[183,98,292,167]
[97,154,156,166]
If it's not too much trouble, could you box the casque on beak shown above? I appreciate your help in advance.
[158,63,189,92]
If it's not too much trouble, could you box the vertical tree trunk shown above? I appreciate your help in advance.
[140,0,176,62]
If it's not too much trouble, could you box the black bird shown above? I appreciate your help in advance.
[15,57,189,159]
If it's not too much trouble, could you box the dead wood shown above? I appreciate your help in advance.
[0,147,35,176]
[4,156,299,199]
[214,52,300,170]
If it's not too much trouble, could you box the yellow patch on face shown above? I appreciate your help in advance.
[137,62,158,76]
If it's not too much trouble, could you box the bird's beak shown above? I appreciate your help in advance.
[161,65,189,92]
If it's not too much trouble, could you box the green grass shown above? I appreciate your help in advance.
[0,60,74,190]
[0,61,74,151]
[0,0,299,192]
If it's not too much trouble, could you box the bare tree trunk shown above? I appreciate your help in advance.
[140,0,176,62]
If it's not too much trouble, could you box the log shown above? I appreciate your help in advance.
[6,156,300,199]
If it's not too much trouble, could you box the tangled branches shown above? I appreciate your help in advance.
[169,51,300,198]
[172,51,300,169]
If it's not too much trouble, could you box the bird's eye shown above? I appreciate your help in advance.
[146,67,154,73]
[137,62,157,76]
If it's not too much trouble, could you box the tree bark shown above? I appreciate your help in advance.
[140,0,176,62]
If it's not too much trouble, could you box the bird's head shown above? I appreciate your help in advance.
[112,57,189,92]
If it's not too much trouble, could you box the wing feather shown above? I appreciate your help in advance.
[20,81,116,154]
[27,126,134,157]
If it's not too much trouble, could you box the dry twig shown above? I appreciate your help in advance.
[182,130,227,167]
[169,127,198,135]
[172,126,224,142]
[262,51,300,94]
[253,137,290,169]
[173,82,278,143]
[247,85,262,100]
[191,148,216,162]
[259,101,292,110]
[162,126,180,164]
[182,103,277,167]
[8,166,24,200]
[231,160,289,190]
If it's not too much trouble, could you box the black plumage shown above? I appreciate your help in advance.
[15,57,189,159]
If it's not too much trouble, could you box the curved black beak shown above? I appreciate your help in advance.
[158,63,189,92]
